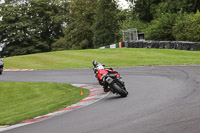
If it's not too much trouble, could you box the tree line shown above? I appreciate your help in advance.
[0,0,121,57]
[0,0,200,57]
[125,0,200,41]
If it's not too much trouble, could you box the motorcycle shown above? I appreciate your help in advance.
[93,61,128,97]
[0,59,4,75]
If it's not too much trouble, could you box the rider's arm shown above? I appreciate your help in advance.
[104,67,113,70]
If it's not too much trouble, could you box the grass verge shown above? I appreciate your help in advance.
[0,82,89,125]
[3,48,200,70]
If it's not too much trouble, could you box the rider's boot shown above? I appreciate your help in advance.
[103,88,109,92]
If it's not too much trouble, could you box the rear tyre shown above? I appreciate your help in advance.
[112,83,128,97]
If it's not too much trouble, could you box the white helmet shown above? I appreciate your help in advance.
[0,59,3,65]
[97,65,104,70]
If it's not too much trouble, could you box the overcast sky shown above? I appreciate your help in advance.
[118,0,129,9]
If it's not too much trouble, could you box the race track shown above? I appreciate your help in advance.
[1,66,200,133]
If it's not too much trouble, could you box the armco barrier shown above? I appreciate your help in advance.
[125,41,200,51]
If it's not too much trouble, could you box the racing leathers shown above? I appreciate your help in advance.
[95,68,120,92]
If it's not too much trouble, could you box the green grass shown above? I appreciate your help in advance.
[3,48,200,70]
[0,82,89,125]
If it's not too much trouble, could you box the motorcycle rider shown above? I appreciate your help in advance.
[93,61,120,92]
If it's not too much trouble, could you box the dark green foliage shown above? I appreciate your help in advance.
[134,0,152,22]
[133,0,198,22]
[52,37,70,51]
[92,0,120,48]
[1,0,200,56]
[154,0,194,18]
[133,0,163,22]
[195,0,200,12]
[123,0,200,42]
[120,19,148,34]
[173,11,200,41]
[52,0,97,51]
[53,0,121,50]
[145,13,177,41]
[0,0,68,57]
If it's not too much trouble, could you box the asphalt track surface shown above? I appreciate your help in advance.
[1,66,200,133]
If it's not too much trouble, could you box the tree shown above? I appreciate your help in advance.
[193,0,200,12]
[173,11,200,41]
[92,0,120,48]
[133,0,162,22]
[146,13,177,41]
[121,0,200,42]
[132,0,199,22]
[152,0,200,19]
[52,0,97,50]
[0,0,69,56]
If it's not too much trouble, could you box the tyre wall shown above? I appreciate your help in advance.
[125,41,200,51]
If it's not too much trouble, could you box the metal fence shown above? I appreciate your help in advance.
[122,28,138,41]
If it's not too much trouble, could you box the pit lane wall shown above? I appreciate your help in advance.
[125,41,200,51]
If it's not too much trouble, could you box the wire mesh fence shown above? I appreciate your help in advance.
[122,28,138,41]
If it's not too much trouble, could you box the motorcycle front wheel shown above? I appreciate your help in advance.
[112,83,128,97]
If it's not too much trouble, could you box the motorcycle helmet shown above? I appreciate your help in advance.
[0,59,3,66]
[97,65,104,70]
[92,61,97,67]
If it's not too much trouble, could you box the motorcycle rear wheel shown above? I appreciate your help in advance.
[112,83,128,97]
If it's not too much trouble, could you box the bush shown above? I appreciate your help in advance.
[173,11,200,42]
[145,13,177,41]
[52,37,70,51]
[120,19,148,32]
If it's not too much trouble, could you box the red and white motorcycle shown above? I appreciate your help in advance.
[93,61,128,97]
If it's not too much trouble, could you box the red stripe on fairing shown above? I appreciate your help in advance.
[55,105,83,112]
[21,116,54,123]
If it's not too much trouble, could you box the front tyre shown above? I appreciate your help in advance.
[112,83,128,97]
[0,69,2,75]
